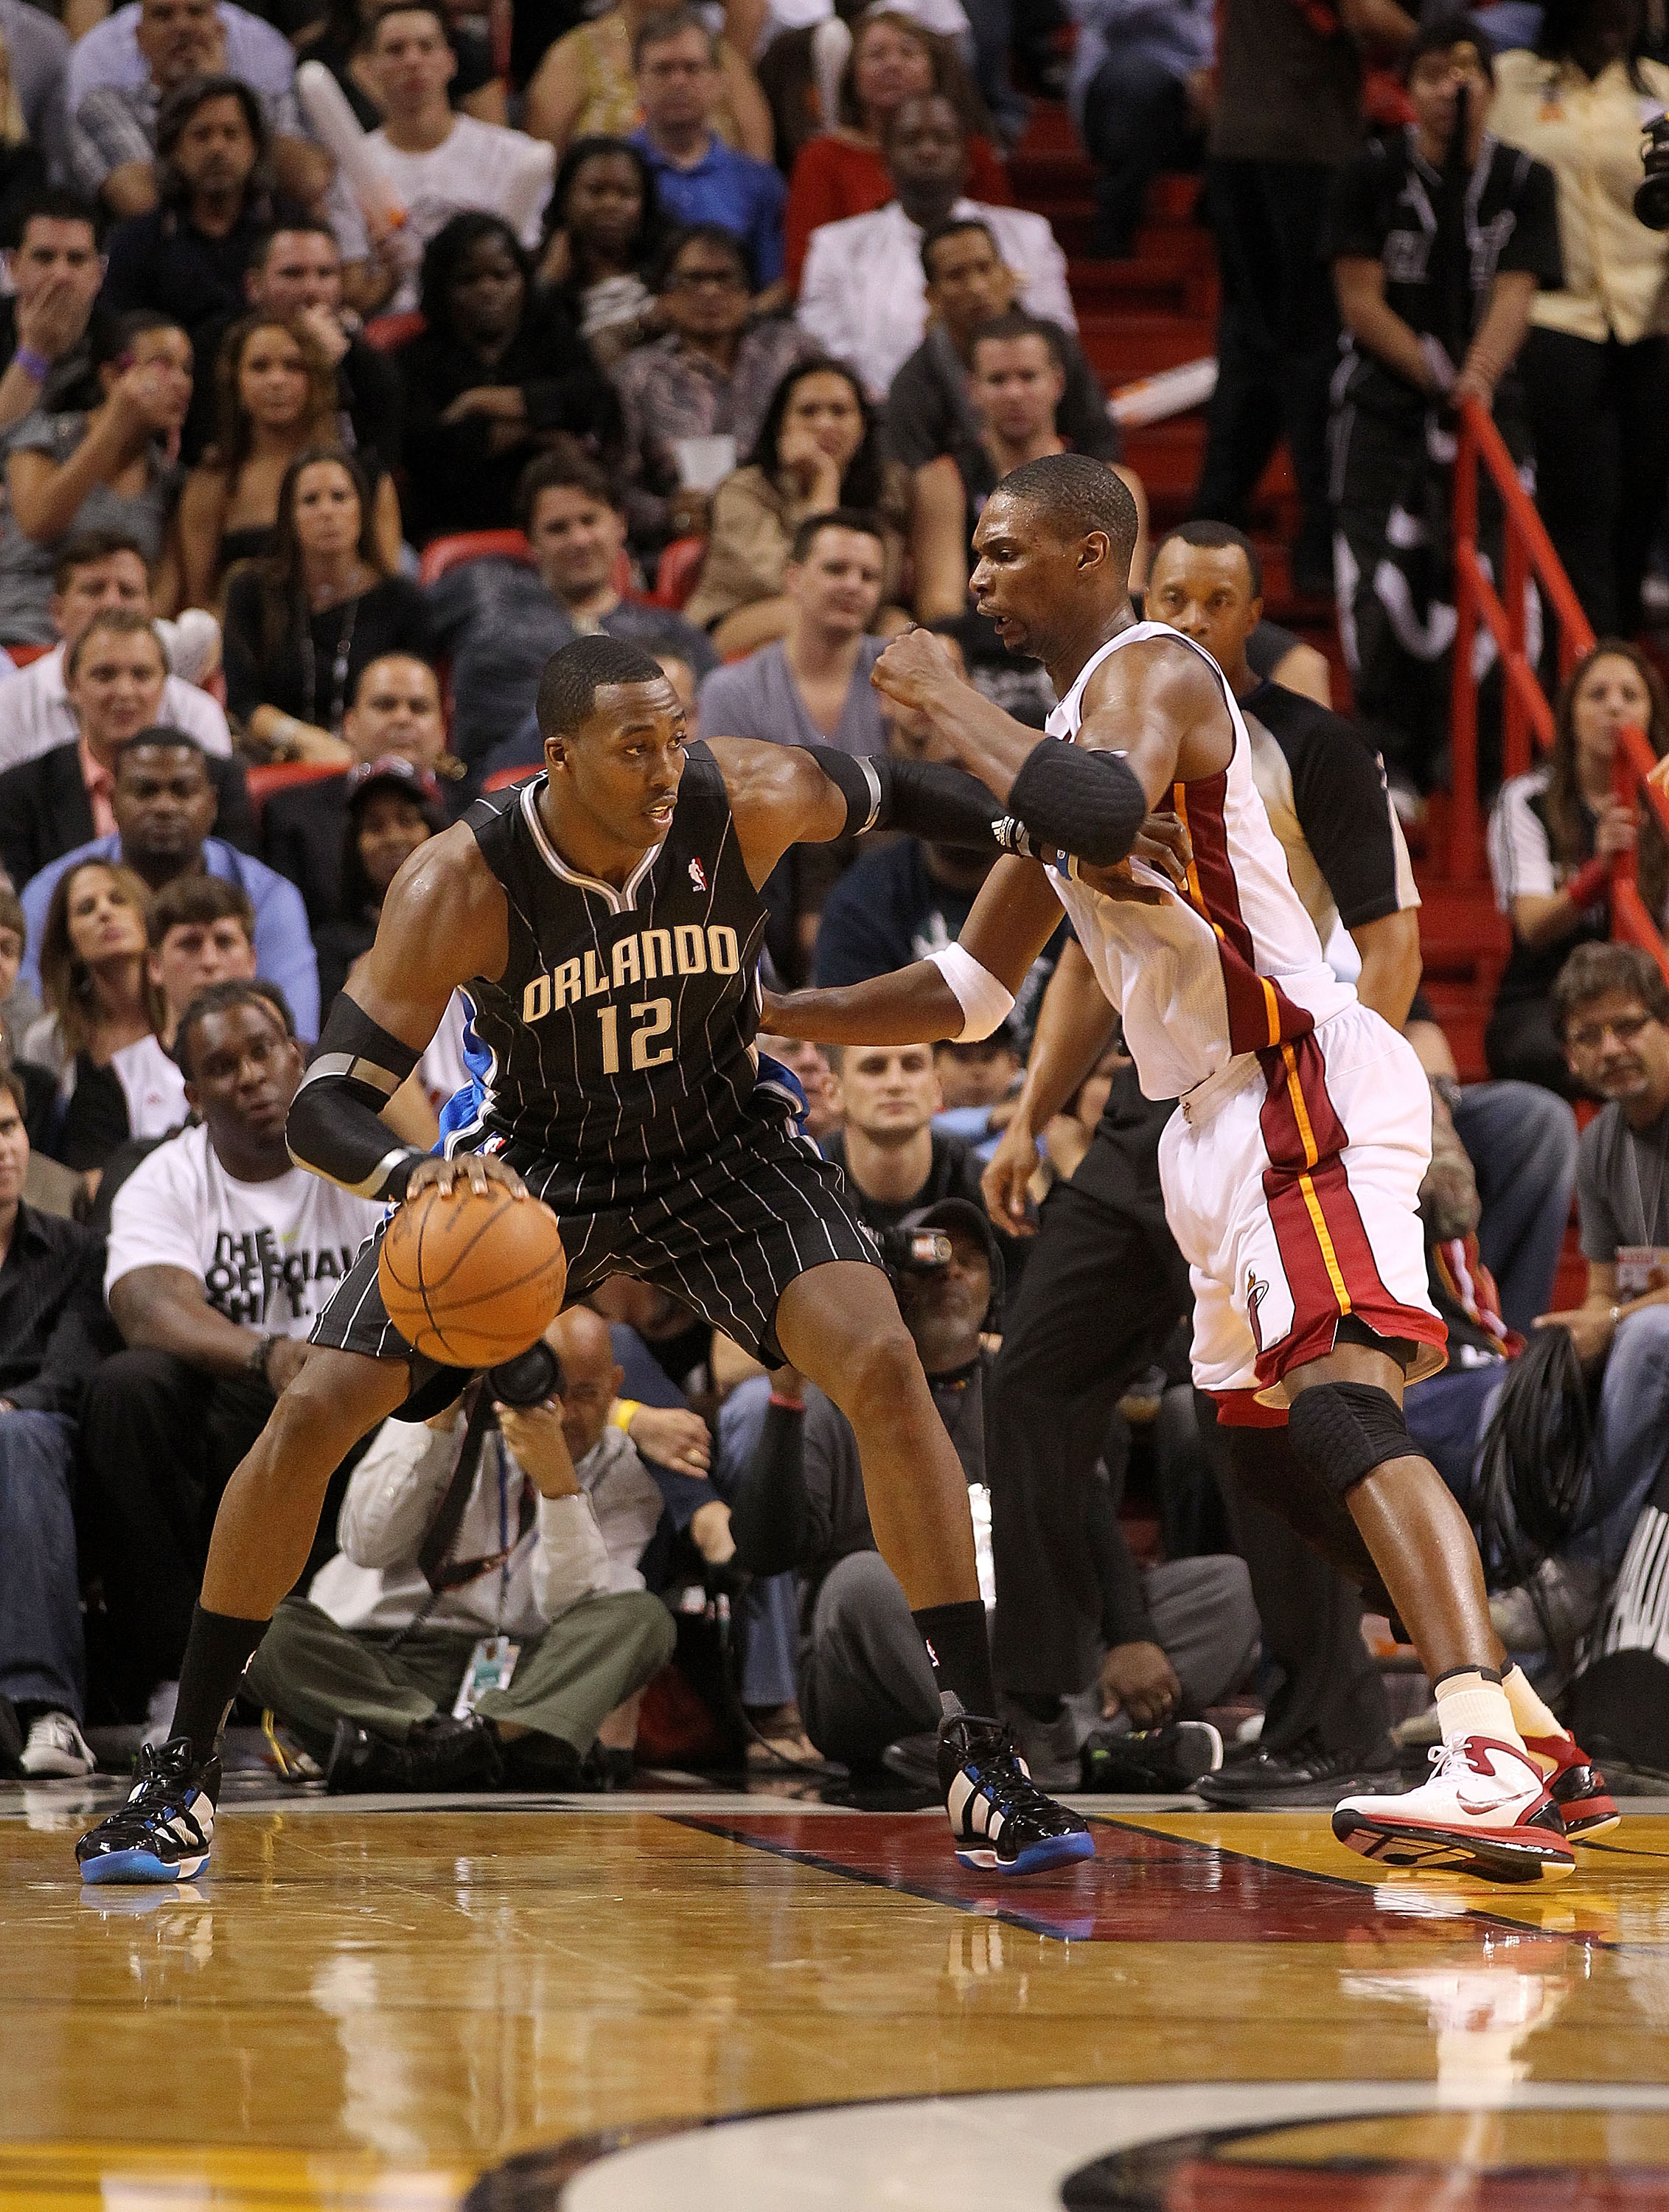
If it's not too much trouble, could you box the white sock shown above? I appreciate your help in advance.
[1502,1664,1567,1771]
[1433,1667,1522,1752]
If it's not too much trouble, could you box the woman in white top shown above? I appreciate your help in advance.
[1485,639,1669,1093]
[20,857,162,1182]
[1490,3,1669,633]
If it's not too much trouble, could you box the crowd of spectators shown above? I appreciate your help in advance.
[2,0,1669,1795]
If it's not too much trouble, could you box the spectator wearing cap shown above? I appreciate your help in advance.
[0,1067,119,1782]
[262,653,450,933]
[610,222,819,550]
[728,1198,1257,1778]
[431,442,715,776]
[79,979,384,1723]
[245,1304,675,1792]
[883,215,1118,475]
[20,729,319,1038]
[0,531,231,779]
[629,10,789,310]
[220,446,433,770]
[797,91,1073,406]
[72,0,327,222]
[0,608,250,894]
[310,752,449,1008]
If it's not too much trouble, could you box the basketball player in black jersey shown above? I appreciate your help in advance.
[77,635,1092,1886]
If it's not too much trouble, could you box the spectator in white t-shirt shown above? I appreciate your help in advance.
[329,1,555,317]
[108,869,257,1141]
[80,978,383,1725]
[0,529,229,778]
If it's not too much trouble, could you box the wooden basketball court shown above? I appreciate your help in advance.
[5,1769,1669,2209]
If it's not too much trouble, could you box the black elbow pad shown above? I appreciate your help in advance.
[1005,740,1148,868]
[806,745,1003,852]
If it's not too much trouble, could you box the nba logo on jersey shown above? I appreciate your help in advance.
[689,858,708,893]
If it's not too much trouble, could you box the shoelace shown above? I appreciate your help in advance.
[966,1750,1074,1830]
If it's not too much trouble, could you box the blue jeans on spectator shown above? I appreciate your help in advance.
[1079,47,1201,257]
[1407,1309,1669,1582]
[1452,1080,1578,1334]
[716,1375,804,1711]
[0,1411,83,1719]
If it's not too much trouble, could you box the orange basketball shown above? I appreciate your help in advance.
[378,1181,567,1368]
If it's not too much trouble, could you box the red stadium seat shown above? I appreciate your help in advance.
[244,759,347,822]
[417,530,534,587]
[652,535,707,610]
[482,764,540,793]
[362,310,425,351]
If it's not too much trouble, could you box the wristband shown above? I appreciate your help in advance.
[1565,856,1609,909]
[926,942,1015,1042]
[609,1398,642,1433]
[14,344,50,382]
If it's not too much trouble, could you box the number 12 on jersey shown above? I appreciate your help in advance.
[597,998,673,1075]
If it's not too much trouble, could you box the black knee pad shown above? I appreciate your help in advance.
[1286,1382,1412,1500]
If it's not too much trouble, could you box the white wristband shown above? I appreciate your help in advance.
[926,944,1015,1042]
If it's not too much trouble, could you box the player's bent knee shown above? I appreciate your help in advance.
[831,1325,923,1422]
[1286,1381,1415,1501]
[265,1349,406,1460]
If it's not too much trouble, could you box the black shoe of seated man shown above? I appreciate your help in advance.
[500,1731,583,1791]
[579,1742,635,1791]
[1080,1720,1224,1793]
[1196,1736,1400,1808]
[938,1714,1096,1874]
[325,1714,504,1795]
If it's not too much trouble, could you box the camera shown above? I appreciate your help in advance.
[878,1225,954,1275]
[1637,116,1669,231]
[486,1338,565,1408]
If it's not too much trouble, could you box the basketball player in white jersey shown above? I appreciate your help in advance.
[767,453,1614,1881]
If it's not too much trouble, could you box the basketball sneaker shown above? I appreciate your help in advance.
[1522,1730,1620,1840]
[1332,1736,1575,1882]
[939,1715,1095,1875]
[75,1739,219,1885]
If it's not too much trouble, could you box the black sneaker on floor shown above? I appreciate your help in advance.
[325,1714,503,1795]
[76,1737,220,1885]
[1196,1737,1399,1809]
[1081,1720,1224,1793]
[940,1714,1095,1875]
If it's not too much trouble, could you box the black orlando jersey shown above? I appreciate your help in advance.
[441,743,784,1203]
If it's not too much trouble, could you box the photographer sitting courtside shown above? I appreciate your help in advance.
[248,1305,675,1792]
[729,1200,1257,1780]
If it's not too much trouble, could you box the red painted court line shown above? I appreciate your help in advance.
[674,1812,1583,1947]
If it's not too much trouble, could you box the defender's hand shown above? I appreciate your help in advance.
[405,1152,529,1203]
[1070,813,1191,902]
[981,1117,1040,1236]
[872,626,958,715]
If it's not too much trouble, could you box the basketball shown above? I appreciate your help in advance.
[377,1180,567,1368]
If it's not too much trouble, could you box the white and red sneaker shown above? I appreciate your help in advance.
[1522,1731,1620,1840]
[1332,1736,1575,1882]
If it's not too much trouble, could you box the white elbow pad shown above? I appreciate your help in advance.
[927,943,1015,1042]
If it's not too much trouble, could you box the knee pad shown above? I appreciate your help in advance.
[1286,1382,1412,1500]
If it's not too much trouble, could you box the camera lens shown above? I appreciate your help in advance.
[487,1340,564,1406]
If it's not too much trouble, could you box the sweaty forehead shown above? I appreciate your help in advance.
[587,677,683,734]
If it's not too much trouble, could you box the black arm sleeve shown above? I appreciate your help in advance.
[285,995,427,1201]
[1005,739,1149,867]
[806,745,1004,852]
[728,1399,812,1576]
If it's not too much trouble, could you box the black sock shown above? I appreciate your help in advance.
[912,1600,996,1719]
[171,1604,270,1764]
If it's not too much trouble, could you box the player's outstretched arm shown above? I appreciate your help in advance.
[762,855,1065,1046]
[287,824,519,1204]
[872,627,1228,867]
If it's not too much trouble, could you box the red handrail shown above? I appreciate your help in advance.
[1448,394,1669,982]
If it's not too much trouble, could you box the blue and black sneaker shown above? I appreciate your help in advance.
[940,1715,1095,1875]
[76,1737,219,1885]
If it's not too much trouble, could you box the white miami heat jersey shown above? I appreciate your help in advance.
[1045,621,1355,1100]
